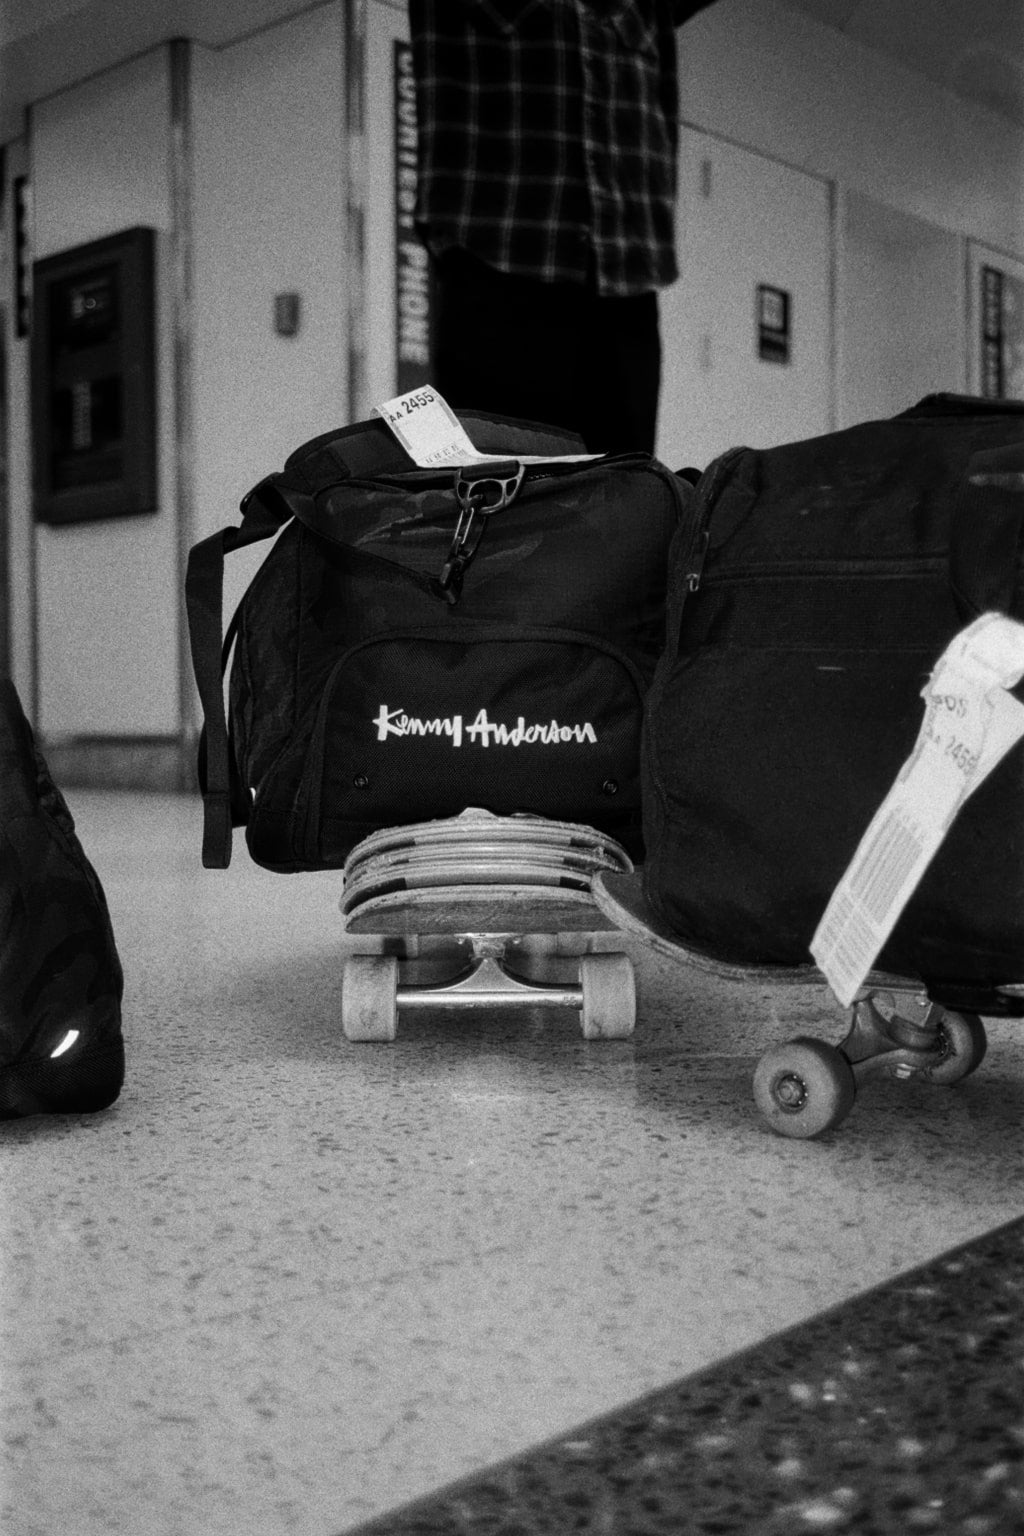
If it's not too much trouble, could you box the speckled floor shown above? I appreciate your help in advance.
[2,792,1023,1536]
[347,1216,1024,1535]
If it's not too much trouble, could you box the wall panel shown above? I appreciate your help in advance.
[31,48,178,737]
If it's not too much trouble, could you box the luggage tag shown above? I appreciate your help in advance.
[811,613,1024,1006]
[374,385,597,469]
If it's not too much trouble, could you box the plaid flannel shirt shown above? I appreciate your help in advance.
[409,2,711,297]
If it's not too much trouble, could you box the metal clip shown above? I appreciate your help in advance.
[452,460,526,517]
[435,461,525,603]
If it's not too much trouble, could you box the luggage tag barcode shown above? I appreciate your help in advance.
[811,613,1024,1006]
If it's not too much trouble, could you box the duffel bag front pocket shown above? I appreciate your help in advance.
[643,639,935,964]
[302,628,648,862]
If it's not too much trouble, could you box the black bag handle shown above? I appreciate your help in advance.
[949,442,1024,623]
[901,392,1024,419]
[185,484,296,868]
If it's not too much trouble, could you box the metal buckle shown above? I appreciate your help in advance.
[452,460,526,517]
[436,461,525,603]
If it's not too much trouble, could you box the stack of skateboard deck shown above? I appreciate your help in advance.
[341,806,633,935]
[338,808,637,1041]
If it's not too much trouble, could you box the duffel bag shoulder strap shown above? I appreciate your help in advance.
[273,410,587,501]
[185,483,295,868]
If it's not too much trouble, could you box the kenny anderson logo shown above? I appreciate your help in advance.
[373,705,597,748]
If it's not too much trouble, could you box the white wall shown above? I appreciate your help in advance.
[666,0,1024,447]
[678,0,1024,258]
[658,128,834,469]
[3,6,350,743]
[839,194,966,427]
[30,47,178,737]
[192,3,348,550]
[190,3,349,645]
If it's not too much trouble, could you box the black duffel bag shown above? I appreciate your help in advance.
[642,393,1024,1006]
[186,410,689,871]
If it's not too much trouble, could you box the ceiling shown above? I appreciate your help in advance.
[1,0,1023,143]
[0,0,323,141]
[782,0,1024,124]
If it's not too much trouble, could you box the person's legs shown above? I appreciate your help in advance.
[432,248,590,438]
[575,290,661,456]
[432,250,662,455]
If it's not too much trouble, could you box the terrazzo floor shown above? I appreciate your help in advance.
[2,791,1023,1536]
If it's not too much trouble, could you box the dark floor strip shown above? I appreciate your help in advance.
[344,1216,1024,1535]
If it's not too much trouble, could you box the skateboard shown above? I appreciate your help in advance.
[592,869,1022,1139]
[339,809,638,1042]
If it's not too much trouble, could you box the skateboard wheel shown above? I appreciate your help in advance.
[919,1010,987,1085]
[753,1037,856,1139]
[579,953,636,1039]
[342,955,399,1042]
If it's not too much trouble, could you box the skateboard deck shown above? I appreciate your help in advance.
[339,809,638,1043]
[592,870,914,990]
[592,869,994,1139]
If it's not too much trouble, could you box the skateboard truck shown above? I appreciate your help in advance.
[343,936,635,1042]
[843,991,947,1079]
[590,868,1000,1140]
[751,988,989,1139]
[339,810,637,1043]
[397,932,583,1011]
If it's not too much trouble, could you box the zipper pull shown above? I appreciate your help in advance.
[435,503,477,604]
[687,528,710,592]
[437,559,465,605]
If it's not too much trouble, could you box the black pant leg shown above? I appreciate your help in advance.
[432,249,661,454]
[432,250,590,437]
[576,291,661,456]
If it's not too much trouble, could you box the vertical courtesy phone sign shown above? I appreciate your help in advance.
[394,41,434,393]
[981,265,1005,399]
[14,175,31,339]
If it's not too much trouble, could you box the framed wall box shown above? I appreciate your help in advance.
[30,226,158,525]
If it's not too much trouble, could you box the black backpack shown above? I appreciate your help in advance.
[0,678,125,1117]
[641,393,1024,1008]
[186,410,689,871]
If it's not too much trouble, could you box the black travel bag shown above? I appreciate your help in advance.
[186,410,688,872]
[0,678,125,1117]
[641,393,1024,1008]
